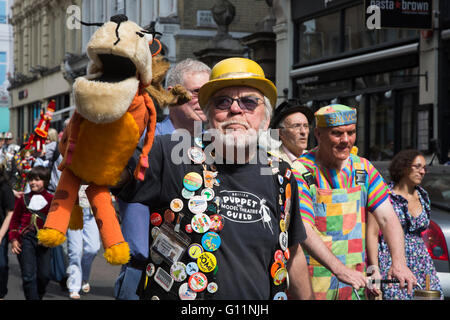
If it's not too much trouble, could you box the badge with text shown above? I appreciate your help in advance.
[154,267,174,292]
[197,252,217,273]
[151,222,190,264]
[188,196,208,214]
[191,213,211,233]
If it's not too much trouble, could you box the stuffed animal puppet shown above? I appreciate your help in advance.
[37,14,158,265]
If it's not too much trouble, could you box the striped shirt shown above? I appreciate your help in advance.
[293,149,389,226]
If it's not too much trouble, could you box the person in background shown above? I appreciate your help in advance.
[9,166,53,300]
[114,58,211,300]
[66,186,100,300]
[367,149,443,299]
[156,58,211,136]
[269,99,314,164]
[294,104,417,300]
[0,162,15,300]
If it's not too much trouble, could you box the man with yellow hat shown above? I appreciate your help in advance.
[293,104,416,300]
[114,57,314,300]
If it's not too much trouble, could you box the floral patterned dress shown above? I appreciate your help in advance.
[378,183,443,300]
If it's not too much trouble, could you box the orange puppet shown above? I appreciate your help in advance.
[37,15,159,265]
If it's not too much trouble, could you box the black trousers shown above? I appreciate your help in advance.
[17,231,51,300]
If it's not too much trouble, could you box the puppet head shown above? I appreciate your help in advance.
[73,15,154,124]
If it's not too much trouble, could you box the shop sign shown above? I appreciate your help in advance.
[365,0,432,30]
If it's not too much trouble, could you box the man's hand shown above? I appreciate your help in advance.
[334,265,367,290]
[387,263,417,295]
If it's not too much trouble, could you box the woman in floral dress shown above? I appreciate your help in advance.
[367,149,443,299]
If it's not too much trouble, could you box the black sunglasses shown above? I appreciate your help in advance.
[212,96,262,112]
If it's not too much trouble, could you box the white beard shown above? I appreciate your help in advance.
[211,120,259,164]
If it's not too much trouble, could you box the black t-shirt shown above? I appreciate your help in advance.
[0,182,15,225]
[118,134,306,300]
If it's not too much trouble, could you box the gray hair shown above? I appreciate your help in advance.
[166,58,211,87]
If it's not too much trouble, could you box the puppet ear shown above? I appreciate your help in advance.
[149,38,162,57]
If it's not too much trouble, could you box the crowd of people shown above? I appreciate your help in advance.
[0,54,444,301]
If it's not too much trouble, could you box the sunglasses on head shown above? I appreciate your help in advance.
[212,96,262,112]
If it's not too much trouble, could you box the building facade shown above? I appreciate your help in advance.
[9,0,82,142]
[0,0,13,133]
[8,0,269,143]
[273,0,449,163]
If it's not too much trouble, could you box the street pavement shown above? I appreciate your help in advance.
[4,245,122,300]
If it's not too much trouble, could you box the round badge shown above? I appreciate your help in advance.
[273,292,288,300]
[209,214,224,232]
[179,282,197,300]
[170,262,187,282]
[164,209,175,223]
[188,243,204,259]
[170,198,184,212]
[188,196,208,215]
[274,249,284,262]
[201,232,221,252]
[273,268,288,286]
[201,188,215,201]
[188,147,206,164]
[186,262,199,276]
[185,224,193,234]
[188,272,208,292]
[150,212,162,226]
[207,282,218,294]
[151,226,160,239]
[197,252,217,273]
[146,263,155,277]
[183,172,203,192]
[270,260,285,278]
[279,231,288,251]
[191,214,211,234]
[285,183,291,199]
[181,188,195,200]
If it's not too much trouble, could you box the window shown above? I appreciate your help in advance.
[296,4,419,64]
[298,11,340,63]
[369,93,395,161]
[0,1,7,24]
